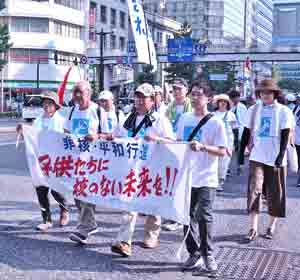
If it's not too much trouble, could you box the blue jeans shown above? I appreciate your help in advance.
[184,187,216,257]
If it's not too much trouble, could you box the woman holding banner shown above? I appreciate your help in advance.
[16,91,69,232]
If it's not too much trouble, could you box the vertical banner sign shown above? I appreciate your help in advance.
[127,0,157,71]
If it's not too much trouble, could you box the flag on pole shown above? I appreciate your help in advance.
[57,66,72,105]
[127,0,157,71]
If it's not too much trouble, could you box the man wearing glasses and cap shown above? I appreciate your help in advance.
[163,78,192,231]
[111,83,174,257]
[96,90,125,133]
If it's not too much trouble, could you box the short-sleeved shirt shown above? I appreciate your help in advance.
[177,112,227,188]
[64,104,108,137]
[246,103,292,166]
[116,111,174,140]
[214,110,237,147]
[106,109,126,133]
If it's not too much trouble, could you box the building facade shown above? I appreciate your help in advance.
[0,0,88,102]
[273,0,300,80]
[87,1,181,91]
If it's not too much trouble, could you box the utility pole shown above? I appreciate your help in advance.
[36,58,40,90]
[96,29,115,92]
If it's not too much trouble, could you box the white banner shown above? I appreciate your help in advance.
[23,126,192,225]
[127,0,157,70]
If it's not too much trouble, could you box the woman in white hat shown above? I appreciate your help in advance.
[213,94,238,191]
[16,91,69,231]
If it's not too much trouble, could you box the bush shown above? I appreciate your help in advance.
[0,111,18,118]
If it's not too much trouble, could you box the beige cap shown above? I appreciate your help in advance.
[42,91,61,109]
[97,90,114,100]
[135,83,154,97]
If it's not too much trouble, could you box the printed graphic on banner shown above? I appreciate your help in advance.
[258,117,271,138]
[23,126,192,224]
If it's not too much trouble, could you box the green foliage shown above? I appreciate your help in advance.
[164,22,235,92]
[0,24,12,71]
[202,62,237,93]
[278,79,300,93]
[136,65,155,85]
[0,1,5,11]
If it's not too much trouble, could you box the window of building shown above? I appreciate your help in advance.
[11,17,49,33]
[10,49,49,64]
[119,36,125,50]
[100,5,107,23]
[54,0,83,10]
[111,8,116,26]
[110,34,116,49]
[54,21,82,39]
[120,11,126,29]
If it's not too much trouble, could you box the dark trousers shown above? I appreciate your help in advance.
[296,145,300,184]
[184,187,216,257]
[36,186,68,223]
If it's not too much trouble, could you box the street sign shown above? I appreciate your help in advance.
[87,57,100,65]
[194,44,207,55]
[209,74,228,81]
[167,38,193,63]
[80,55,88,64]
[127,41,136,56]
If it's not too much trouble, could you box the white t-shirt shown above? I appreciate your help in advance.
[246,103,292,166]
[116,111,174,139]
[155,103,167,116]
[64,105,108,137]
[177,112,227,188]
[293,106,300,145]
[106,108,126,133]
[214,110,237,148]
[231,102,248,140]
[33,111,65,133]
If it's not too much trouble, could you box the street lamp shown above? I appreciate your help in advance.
[95,29,115,92]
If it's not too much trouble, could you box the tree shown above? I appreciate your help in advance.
[135,65,155,85]
[0,1,5,11]
[164,21,197,84]
[278,79,300,93]
[164,22,236,92]
[0,24,12,71]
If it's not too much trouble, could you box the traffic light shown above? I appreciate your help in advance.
[73,57,78,66]
[54,51,58,64]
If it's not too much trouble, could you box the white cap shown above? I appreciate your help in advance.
[98,90,114,100]
[286,93,296,102]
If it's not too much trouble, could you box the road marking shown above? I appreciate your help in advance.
[0,141,24,147]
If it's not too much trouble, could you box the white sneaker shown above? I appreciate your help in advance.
[182,255,205,270]
[162,222,183,231]
[36,222,53,232]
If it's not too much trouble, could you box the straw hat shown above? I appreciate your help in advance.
[213,94,232,108]
[255,79,282,95]
[42,91,61,109]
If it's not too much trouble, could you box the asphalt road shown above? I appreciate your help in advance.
[1,119,300,280]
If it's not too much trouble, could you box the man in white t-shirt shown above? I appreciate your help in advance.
[64,81,109,245]
[176,81,227,273]
[111,83,174,257]
[153,85,167,116]
[229,90,248,175]
[96,90,125,133]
